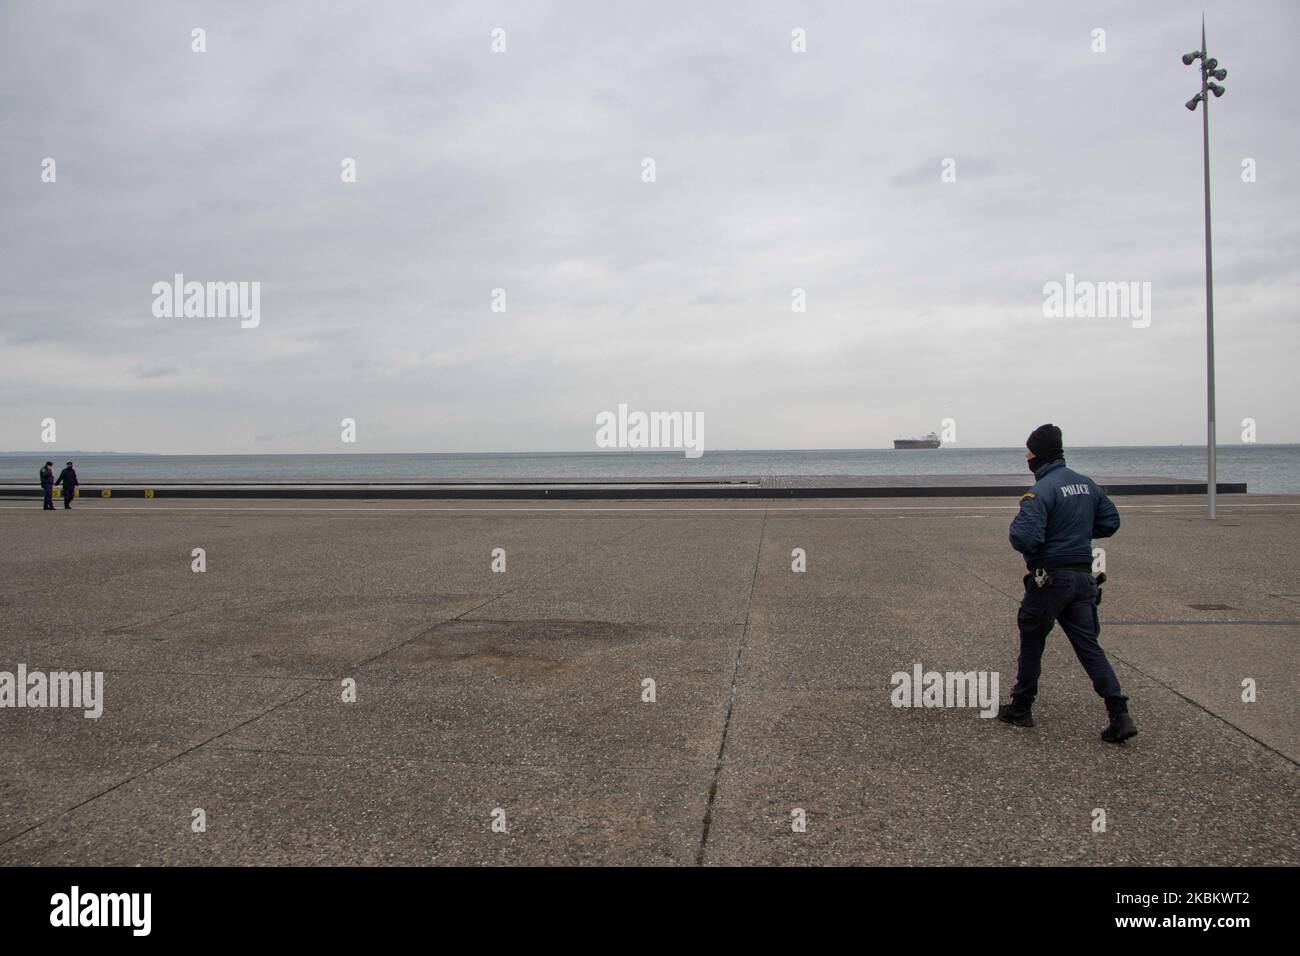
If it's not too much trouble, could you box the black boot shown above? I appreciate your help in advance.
[997,699,1034,727]
[1101,699,1137,744]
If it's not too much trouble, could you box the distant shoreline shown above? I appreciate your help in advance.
[3,444,1298,457]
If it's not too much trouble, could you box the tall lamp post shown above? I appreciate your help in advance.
[1183,19,1227,519]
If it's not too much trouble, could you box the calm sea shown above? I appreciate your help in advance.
[2,446,1298,493]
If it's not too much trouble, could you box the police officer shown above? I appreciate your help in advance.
[39,461,55,510]
[997,424,1137,743]
[55,460,78,510]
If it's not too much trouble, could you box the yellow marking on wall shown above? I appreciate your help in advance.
[144,489,155,499]
[101,489,112,498]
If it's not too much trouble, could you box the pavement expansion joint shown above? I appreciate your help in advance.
[697,509,768,865]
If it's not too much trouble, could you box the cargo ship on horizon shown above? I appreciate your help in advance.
[893,432,941,450]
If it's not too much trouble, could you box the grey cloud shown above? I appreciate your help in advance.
[0,0,1297,453]
[133,365,178,380]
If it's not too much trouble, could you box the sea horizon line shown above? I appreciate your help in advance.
[2,443,1298,458]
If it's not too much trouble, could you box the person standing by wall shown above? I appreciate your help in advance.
[55,460,78,510]
[40,461,55,510]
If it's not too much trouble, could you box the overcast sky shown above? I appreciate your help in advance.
[1,0,1297,454]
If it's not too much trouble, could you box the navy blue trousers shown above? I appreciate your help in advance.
[1011,568,1126,706]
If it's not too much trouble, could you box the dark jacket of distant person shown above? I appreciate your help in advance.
[56,465,78,492]
[40,465,54,490]
[1010,459,1120,568]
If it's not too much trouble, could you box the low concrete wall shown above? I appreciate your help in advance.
[0,478,1249,500]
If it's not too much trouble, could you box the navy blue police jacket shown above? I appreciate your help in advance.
[1009,459,1120,569]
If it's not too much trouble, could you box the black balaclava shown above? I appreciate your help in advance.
[1026,423,1064,472]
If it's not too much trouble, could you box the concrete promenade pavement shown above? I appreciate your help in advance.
[0,494,1296,865]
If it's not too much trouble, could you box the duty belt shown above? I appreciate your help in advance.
[1027,565,1106,604]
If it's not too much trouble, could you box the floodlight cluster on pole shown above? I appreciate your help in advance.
[1183,18,1227,520]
